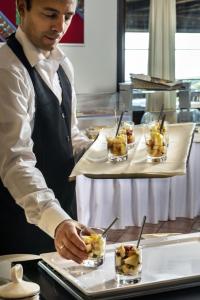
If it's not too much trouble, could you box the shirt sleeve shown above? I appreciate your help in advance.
[0,59,70,239]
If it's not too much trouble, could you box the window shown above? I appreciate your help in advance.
[125,32,149,81]
[176,0,200,88]
[124,0,150,81]
[120,0,200,86]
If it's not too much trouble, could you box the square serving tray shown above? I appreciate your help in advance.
[39,233,200,299]
[70,123,195,179]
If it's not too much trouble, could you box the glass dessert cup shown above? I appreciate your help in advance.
[145,134,167,162]
[85,126,101,140]
[107,134,128,162]
[115,244,142,285]
[149,120,169,147]
[80,228,106,268]
[119,121,135,149]
[144,122,168,162]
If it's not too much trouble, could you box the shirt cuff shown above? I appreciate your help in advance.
[38,204,71,238]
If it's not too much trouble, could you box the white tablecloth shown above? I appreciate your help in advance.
[76,141,200,229]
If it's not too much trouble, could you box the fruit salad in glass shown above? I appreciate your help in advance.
[149,120,169,146]
[145,122,168,162]
[119,121,135,148]
[115,244,142,284]
[81,228,106,267]
[107,134,128,162]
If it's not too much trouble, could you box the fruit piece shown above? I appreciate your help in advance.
[121,264,137,275]
[151,132,163,146]
[82,235,92,244]
[116,245,126,257]
[85,244,92,253]
[115,255,122,267]
[124,254,139,266]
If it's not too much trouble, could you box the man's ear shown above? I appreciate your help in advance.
[16,0,26,18]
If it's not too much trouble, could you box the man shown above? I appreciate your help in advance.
[0,0,91,263]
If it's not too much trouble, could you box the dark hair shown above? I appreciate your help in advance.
[24,0,32,10]
[24,0,77,11]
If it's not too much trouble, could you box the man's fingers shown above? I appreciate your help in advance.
[64,224,87,251]
[59,246,87,264]
[54,219,92,264]
[65,239,88,260]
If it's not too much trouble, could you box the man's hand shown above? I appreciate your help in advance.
[54,219,88,264]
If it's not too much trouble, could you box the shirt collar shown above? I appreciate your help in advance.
[15,26,65,68]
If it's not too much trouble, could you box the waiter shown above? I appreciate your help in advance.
[0,0,90,263]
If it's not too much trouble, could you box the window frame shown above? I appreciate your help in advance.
[117,0,126,88]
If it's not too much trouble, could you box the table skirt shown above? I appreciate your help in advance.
[76,142,200,228]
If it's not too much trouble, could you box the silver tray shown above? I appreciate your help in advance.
[39,233,200,299]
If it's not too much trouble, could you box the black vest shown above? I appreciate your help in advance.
[0,34,76,254]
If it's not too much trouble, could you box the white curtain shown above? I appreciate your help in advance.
[146,0,177,114]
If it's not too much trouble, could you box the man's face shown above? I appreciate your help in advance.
[17,0,76,51]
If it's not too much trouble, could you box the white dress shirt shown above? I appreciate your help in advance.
[0,27,90,238]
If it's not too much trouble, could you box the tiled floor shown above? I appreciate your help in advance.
[106,216,200,243]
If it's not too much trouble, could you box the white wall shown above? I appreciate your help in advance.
[60,0,117,94]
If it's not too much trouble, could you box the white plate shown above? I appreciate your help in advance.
[85,132,108,162]
[86,149,108,162]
